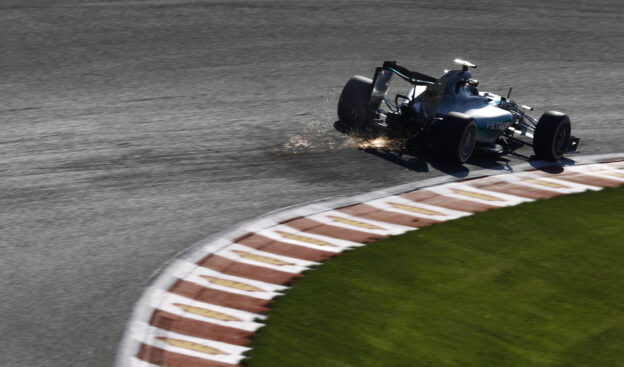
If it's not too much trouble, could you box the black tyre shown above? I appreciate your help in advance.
[436,112,477,164]
[337,75,373,132]
[533,111,571,161]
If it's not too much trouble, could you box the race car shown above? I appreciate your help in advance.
[337,59,579,163]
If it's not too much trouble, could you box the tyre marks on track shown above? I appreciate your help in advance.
[119,159,624,367]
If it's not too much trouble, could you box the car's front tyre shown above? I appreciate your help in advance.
[533,111,571,161]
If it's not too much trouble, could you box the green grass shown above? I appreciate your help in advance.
[246,186,624,367]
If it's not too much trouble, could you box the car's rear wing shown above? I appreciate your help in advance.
[380,61,437,86]
[368,61,437,114]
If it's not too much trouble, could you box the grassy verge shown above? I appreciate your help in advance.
[246,186,624,367]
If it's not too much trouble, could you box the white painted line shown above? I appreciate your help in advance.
[366,195,471,221]
[307,210,413,236]
[425,182,533,207]
[258,224,364,252]
[606,161,624,170]
[568,165,624,182]
[501,172,601,193]
[215,243,319,273]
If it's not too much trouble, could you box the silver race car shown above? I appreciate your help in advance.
[337,59,579,163]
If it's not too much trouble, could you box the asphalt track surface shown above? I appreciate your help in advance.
[0,1,622,366]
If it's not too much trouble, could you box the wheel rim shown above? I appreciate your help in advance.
[460,125,477,162]
[553,123,571,155]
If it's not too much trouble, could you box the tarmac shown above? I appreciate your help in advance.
[1,1,623,366]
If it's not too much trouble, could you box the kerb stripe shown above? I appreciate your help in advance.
[234,233,336,261]
[281,217,386,243]
[198,255,302,284]
[169,280,270,313]
[337,203,440,228]
[136,343,238,367]
[149,310,252,346]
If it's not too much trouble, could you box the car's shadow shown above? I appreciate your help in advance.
[528,157,577,174]
[334,120,531,177]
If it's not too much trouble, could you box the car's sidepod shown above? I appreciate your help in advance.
[433,70,513,143]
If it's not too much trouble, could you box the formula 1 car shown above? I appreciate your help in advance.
[337,59,579,163]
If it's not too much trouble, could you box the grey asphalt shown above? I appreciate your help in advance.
[1,1,622,366]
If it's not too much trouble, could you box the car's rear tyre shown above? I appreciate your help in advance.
[337,75,373,133]
[533,111,571,161]
[436,112,477,164]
